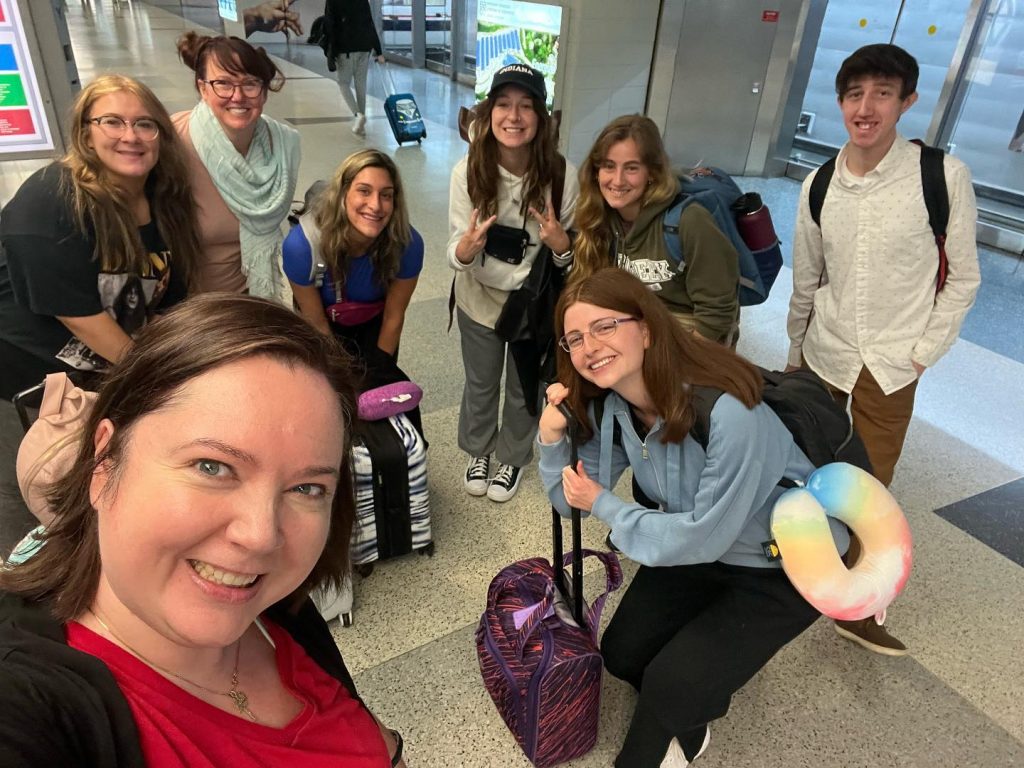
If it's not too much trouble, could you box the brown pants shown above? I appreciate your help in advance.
[825,367,918,487]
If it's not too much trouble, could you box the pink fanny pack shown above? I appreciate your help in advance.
[326,299,385,326]
[358,381,423,421]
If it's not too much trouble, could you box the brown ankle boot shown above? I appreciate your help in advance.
[834,618,908,656]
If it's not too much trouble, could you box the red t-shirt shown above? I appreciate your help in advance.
[66,619,390,767]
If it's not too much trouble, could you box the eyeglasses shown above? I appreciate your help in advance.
[86,115,160,141]
[559,317,638,353]
[200,79,266,99]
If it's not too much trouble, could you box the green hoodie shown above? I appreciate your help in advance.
[611,199,740,343]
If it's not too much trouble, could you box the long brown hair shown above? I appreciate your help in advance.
[0,294,359,621]
[571,115,679,282]
[554,268,761,444]
[62,75,200,283]
[466,87,559,218]
[176,31,285,93]
[312,149,411,291]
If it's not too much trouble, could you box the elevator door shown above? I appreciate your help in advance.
[662,2,780,173]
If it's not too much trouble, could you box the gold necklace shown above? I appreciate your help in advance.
[88,609,258,722]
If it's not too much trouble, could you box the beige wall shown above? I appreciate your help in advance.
[555,0,662,165]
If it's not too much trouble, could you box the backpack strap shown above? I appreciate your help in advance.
[660,194,688,267]
[808,157,837,229]
[687,385,724,451]
[910,140,950,293]
[810,144,950,292]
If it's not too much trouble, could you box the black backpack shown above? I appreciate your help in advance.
[597,367,872,486]
[808,140,949,294]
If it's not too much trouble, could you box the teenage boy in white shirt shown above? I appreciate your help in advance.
[786,43,980,655]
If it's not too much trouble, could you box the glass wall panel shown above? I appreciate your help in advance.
[457,0,478,75]
[425,0,453,69]
[945,0,1024,198]
[382,1,414,59]
[794,0,972,151]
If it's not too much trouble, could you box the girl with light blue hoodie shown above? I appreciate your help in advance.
[538,268,848,768]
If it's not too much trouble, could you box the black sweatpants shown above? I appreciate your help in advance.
[601,561,821,767]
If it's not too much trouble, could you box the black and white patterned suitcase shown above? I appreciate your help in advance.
[350,413,432,566]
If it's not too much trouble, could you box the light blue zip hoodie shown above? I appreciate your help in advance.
[538,390,851,569]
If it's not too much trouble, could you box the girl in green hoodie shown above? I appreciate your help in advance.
[572,115,740,346]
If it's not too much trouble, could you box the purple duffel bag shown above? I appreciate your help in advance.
[476,544,622,766]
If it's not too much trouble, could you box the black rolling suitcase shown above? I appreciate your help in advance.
[378,62,426,145]
[350,413,432,570]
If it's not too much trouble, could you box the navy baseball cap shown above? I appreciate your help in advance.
[488,64,547,103]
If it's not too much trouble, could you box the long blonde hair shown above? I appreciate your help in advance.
[62,75,199,285]
[572,115,678,282]
[312,149,411,290]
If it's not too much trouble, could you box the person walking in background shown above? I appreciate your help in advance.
[325,0,385,136]
[174,32,300,300]
[786,43,980,655]
[448,64,578,503]
[571,115,741,347]
[0,75,199,400]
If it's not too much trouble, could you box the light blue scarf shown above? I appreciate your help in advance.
[189,100,300,301]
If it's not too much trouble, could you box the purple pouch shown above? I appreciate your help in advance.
[357,381,423,421]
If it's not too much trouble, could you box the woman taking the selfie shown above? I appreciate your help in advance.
[571,114,740,346]
[283,149,422,377]
[448,63,577,503]
[0,74,198,400]
[538,268,846,768]
[0,294,405,767]
[175,31,300,300]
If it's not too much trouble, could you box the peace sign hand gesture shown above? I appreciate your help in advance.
[528,193,571,255]
[455,208,498,265]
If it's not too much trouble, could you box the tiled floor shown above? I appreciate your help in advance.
[1,2,1022,766]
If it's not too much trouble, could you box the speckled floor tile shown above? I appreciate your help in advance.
[354,600,1024,768]
[328,406,630,676]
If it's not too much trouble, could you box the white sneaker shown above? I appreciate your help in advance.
[464,455,490,496]
[486,463,523,503]
[352,113,367,135]
[659,726,710,767]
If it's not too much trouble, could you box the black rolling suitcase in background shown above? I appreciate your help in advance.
[378,62,426,145]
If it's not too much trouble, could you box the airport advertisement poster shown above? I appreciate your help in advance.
[0,0,54,154]
[476,0,562,109]
[218,0,238,23]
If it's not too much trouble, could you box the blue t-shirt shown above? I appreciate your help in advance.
[282,221,424,306]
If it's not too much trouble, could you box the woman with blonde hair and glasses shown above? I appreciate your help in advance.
[0,74,199,400]
[571,114,740,346]
[283,148,423,378]
[174,31,300,301]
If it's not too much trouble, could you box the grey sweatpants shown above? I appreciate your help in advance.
[335,51,370,115]
[456,308,537,468]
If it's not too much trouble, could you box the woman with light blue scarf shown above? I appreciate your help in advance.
[173,31,300,301]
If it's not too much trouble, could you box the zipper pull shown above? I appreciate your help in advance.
[642,443,648,460]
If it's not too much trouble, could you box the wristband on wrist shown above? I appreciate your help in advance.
[389,729,404,766]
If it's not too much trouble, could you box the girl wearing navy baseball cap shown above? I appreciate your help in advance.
[447,64,578,504]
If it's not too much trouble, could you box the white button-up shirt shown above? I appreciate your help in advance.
[787,136,981,395]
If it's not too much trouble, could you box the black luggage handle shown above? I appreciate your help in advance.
[12,380,47,433]
[552,402,585,628]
